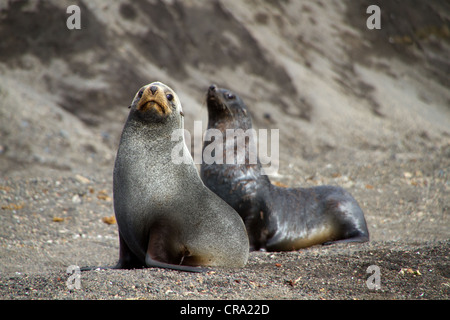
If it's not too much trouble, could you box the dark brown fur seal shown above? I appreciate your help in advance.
[200,84,369,251]
[112,82,249,271]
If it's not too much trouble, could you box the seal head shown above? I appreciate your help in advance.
[206,84,251,130]
[129,81,183,123]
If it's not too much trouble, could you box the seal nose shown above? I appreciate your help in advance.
[150,85,158,95]
[209,84,217,92]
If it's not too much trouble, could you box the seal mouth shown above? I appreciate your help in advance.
[140,100,167,114]
[136,86,172,116]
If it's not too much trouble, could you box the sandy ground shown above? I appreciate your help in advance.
[0,0,449,301]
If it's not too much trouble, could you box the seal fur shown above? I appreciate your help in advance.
[201,85,369,251]
[113,82,249,271]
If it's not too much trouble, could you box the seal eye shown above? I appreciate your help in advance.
[225,93,235,100]
[166,93,174,101]
[138,90,144,98]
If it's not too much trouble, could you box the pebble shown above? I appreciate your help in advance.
[72,194,81,204]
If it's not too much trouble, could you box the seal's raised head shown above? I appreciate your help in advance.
[206,84,250,127]
[130,81,183,123]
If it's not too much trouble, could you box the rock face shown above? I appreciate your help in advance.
[1,0,448,177]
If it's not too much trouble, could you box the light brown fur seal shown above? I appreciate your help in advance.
[112,82,249,271]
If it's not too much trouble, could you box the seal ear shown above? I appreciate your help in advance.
[180,111,184,117]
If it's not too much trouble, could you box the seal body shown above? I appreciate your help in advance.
[113,82,249,271]
[201,85,369,251]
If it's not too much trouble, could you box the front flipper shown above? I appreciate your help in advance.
[145,254,207,273]
[146,220,209,273]
[81,232,144,271]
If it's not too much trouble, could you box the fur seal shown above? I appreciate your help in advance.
[200,84,369,251]
[113,82,249,271]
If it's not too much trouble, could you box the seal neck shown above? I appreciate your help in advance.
[126,108,183,141]
[116,110,198,191]
[207,114,253,134]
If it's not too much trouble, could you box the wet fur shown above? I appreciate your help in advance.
[201,85,369,251]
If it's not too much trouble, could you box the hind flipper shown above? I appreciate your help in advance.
[322,234,369,246]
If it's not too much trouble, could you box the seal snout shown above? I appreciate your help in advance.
[136,83,172,116]
[150,85,158,95]
[209,84,217,92]
[207,84,218,100]
[206,84,234,116]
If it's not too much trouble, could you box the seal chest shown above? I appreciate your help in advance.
[113,82,249,271]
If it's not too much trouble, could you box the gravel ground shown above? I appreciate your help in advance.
[1,146,448,300]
